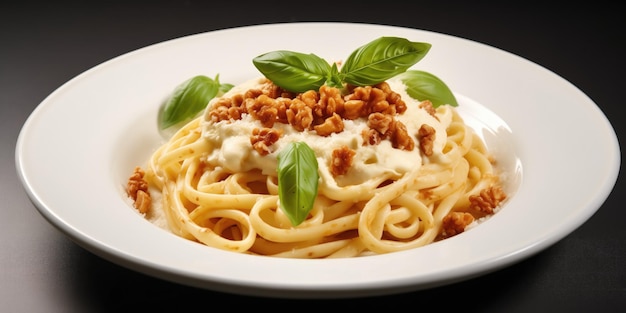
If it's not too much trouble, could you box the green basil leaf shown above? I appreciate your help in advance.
[159,75,220,130]
[253,51,331,93]
[219,83,234,94]
[340,37,431,86]
[399,70,458,107]
[214,73,234,95]
[326,62,343,89]
[277,142,319,226]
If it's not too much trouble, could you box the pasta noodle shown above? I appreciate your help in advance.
[126,76,507,259]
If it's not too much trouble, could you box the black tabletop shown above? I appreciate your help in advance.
[2,2,624,312]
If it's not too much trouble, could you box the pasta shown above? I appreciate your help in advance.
[126,75,507,259]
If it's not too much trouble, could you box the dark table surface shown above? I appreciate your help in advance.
[2,2,624,312]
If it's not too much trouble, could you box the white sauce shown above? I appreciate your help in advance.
[202,77,453,187]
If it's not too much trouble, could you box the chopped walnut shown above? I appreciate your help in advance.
[364,113,414,151]
[367,112,393,135]
[344,82,405,118]
[343,99,365,120]
[208,94,248,123]
[298,90,319,108]
[441,212,475,237]
[314,113,344,136]
[286,98,313,131]
[260,78,295,99]
[245,95,278,128]
[389,120,415,151]
[134,190,151,214]
[127,166,151,214]
[418,100,437,119]
[244,87,264,99]
[469,186,507,214]
[417,124,436,156]
[318,85,344,117]
[345,86,381,117]
[378,82,406,114]
[330,146,356,176]
[250,127,283,156]
[361,128,383,146]
[367,88,389,113]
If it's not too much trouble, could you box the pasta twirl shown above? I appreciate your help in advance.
[127,75,507,259]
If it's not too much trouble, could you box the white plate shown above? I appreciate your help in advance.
[15,22,620,298]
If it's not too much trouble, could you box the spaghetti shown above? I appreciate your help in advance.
[127,76,506,258]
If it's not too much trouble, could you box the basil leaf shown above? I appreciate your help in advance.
[159,75,220,130]
[399,70,458,107]
[219,83,234,94]
[253,51,331,93]
[277,142,319,226]
[326,62,343,89]
[340,37,431,86]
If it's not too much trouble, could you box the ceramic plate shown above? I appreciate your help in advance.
[15,22,620,298]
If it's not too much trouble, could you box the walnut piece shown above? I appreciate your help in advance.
[127,166,151,214]
[314,113,344,137]
[418,100,437,119]
[417,124,436,156]
[330,146,356,176]
[250,127,283,156]
[441,212,475,237]
[469,186,507,214]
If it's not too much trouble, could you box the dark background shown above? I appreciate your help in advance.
[1,1,623,312]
